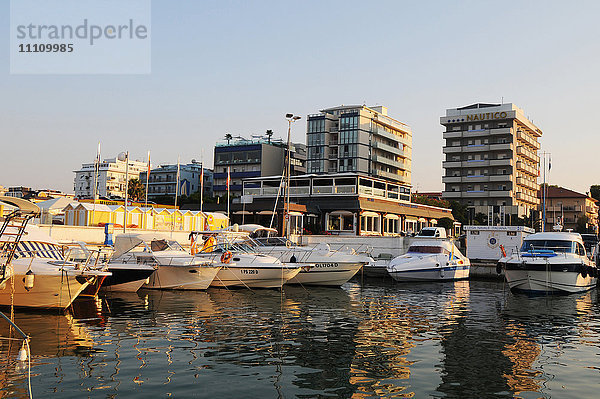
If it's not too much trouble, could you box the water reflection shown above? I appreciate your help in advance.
[1,281,600,398]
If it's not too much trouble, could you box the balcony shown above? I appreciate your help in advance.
[443,131,462,139]
[375,170,410,184]
[517,130,541,150]
[516,177,538,190]
[463,159,490,167]
[489,127,512,136]
[464,175,489,183]
[442,192,462,198]
[328,152,338,159]
[517,146,540,163]
[516,161,537,176]
[442,176,461,183]
[442,161,462,168]
[372,141,406,157]
[312,185,334,194]
[463,144,490,152]
[489,143,513,151]
[463,129,491,138]
[373,128,411,147]
[489,159,514,167]
[443,146,463,153]
[490,190,514,198]
[372,155,406,169]
[490,174,512,182]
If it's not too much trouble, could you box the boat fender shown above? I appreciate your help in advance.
[23,270,34,291]
[580,265,588,278]
[496,262,503,275]
[286,240,292,248]
[220,251,233,264]
[289,255,297,263]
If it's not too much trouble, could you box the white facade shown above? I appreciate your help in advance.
[74,156,147,199]
[464,225,534,260]
[441,103,542,220]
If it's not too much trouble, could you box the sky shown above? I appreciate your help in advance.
[1,0,599,195]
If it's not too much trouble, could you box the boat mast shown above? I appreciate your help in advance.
[123,151,129,234]
[283,114,301,238]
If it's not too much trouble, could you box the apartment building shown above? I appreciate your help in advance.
[213,138,306,197]
[74,155,147,199]
[139,160,213,200]
[540,186,598,233]
[306,105,412,187]
[441,103,542,222]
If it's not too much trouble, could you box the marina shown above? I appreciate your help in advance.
[2,280,600,398]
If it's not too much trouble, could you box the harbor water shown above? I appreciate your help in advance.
[2,279,600,398]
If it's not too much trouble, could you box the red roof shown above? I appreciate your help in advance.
[538,186,593,200]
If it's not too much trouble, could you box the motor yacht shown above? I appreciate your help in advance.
[64,241,155,293]
[191,232,301,289]
[111,233,220,290]
[237,226,370,286]
[0,225,110,309]
[387,227,470,282]
[499,231,598,294]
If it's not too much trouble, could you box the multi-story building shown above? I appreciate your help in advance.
[0,186,7,196]
[74,155,147,199]
[540,186,598,233]
[213,138,306,197]
[5,186,33,198]
[441,103,542,223]
[240,172,450,236]
[306,105,412,187]
[139,160,213,200]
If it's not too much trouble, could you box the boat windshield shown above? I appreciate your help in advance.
[251,237,289,247]
[407,246,449,254]
[150,239,184,252]
[521,240,575,253]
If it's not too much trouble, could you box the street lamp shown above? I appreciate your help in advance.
[283,113,301,237]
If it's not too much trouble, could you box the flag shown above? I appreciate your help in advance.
[146,151,151,176]
[200,166,204,194]
[226,167,231,191]
[548,156,551,171]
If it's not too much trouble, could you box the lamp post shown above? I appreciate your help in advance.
[283,113,301,238]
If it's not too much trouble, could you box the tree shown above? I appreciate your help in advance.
[474,212,487,225]
[265,129,273,144]
[577,215,590,233]
[448,201,469,225]
[127,178,145,202]
[590,185,600,201]
[437,217,454,233]
[225,133,232,144]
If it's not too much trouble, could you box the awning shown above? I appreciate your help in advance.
[329,210,354,216]
[233,210,252,215]
[429,219,437,224]
[289,211,303,216]
[418,217,427,222]
[405,216,418,222]
[384,214,400,220]
[257,210,275,215]
[361,211,380,217]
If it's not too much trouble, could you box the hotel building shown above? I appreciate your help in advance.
[306,105,412,186]
[139,160,213,200]
[213,138,306,197]
[74,155,147,199]
[441,103,542,222]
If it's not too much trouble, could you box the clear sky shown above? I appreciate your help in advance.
[1,0,599,195]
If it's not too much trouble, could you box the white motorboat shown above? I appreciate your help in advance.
[64,242,155,293]
[0,225,110,309]
[191,233,301,289]
[111,234,220,290]
[387,228,470,282]
[499,232,598,294]
[237,226,370,286]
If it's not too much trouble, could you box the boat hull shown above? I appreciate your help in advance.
[388,265,470,282]
[288,262,365,286]
[144,264,220,290]
[211,265,300,288]
[0,273,91,309]
[505,268,597,294]
[102,265,156,292]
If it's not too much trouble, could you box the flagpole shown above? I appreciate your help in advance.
[174,156,180,233]
[227,166,230,227]
[123,151,129,234]
[92,142,100,227]
[145,151,150,229]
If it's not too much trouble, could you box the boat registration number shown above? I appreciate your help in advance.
[314,263,339,268]
[240,269,259,275]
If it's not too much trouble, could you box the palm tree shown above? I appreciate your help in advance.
[128,178,145,202]
[265,129,273,144]
[225,133,232,144]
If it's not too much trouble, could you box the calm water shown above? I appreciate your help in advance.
[2,279,600,398]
